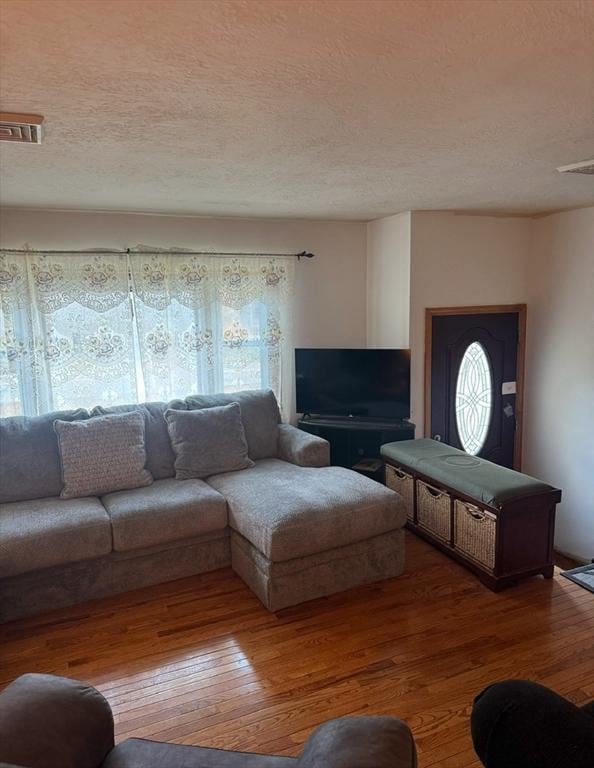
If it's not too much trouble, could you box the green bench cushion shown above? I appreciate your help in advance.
[380,439,555,508]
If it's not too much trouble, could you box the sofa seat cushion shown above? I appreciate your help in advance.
[207,459,405,562]
[0,497,111,578]
[231,529,405,612]
[102,738,296,768]
[102,478,228,552]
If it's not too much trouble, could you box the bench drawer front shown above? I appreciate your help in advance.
[417,480,451,542]
[454,499,497,571]
[385,465,414,522]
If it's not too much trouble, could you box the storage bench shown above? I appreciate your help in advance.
[381,439,562,591]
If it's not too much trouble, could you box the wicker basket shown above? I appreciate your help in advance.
[385,464,414,522]
[454,499,497,571]
[416,480,451,542]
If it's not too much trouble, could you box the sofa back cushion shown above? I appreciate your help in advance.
[55,411,153,499]
[0,409,89,503]
[91,401,179,480]
[165,403,254,480]
[184,389,280,460]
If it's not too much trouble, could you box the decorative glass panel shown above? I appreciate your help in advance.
[455,341,493,455]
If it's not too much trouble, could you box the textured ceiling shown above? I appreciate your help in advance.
[1,0,593,220]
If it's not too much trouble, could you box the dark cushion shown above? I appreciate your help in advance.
[101,738,296,768]
[0,673,114,768]
[91,401,178,480]
[165,403,254,480]
[0,409,89,503]
[102,478,228,552]
[381,438,556,507]
[185,389,280,460]
[471,680,594,768]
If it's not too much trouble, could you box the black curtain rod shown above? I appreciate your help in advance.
[0,248,315,260]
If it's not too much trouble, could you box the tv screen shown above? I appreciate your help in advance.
[295,348,411,420]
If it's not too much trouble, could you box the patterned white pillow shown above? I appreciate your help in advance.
[54,411,153,499]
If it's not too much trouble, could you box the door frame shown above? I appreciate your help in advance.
[424,304,527,470]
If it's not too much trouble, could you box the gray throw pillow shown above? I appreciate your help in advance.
[54,411,153,499]
[164,402,254,480]
[184,389,280,460]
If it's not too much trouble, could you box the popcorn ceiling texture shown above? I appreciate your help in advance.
[0,0,593,219]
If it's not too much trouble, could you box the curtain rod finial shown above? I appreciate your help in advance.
[297,251,315,260]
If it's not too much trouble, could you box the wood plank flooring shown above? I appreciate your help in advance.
[1,532,593,767]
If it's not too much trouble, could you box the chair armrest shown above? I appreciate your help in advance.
[297,716,417,768]
[277,424,330,467]
[0,673,114,768]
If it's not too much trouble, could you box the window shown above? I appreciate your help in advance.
[0,251,294,418]
[455,341,493,455]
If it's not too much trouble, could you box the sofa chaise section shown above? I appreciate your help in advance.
[208,458,407,611]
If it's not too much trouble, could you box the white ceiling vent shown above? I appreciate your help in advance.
[556,159,594,175]
[0,113,44,144]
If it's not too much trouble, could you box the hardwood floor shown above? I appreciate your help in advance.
[1,531,593,767]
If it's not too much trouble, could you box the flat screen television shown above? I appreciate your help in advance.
[295,348,411,420]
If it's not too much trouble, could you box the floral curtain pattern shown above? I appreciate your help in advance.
[0,251,136,416]
[128,251,294,414]
[0,249,295,418]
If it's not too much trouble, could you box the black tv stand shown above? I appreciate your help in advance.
[298,415,415,481]
[300,414,411,429]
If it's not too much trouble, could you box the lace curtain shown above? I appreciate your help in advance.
[128,250,295,412]
[0,251,136,416]
[0,250,295,418]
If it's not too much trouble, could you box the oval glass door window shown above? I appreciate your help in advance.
[455,341,493,455]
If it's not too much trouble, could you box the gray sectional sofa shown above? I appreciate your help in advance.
[0,390,406,622]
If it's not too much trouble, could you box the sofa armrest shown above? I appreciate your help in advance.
[277,424,330,467]
[297,716,417,768]
[0,673,114,768]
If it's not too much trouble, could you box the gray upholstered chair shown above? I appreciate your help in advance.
[0,673,417,768]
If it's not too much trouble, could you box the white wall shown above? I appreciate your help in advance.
[0,209,367,352]
[409,211,531,434]
[4,206,592,559]
[370,207,593,561]
[523,207,594,562]
[366,211,410,348]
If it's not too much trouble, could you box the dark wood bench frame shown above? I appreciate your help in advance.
[384,457,561,591]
